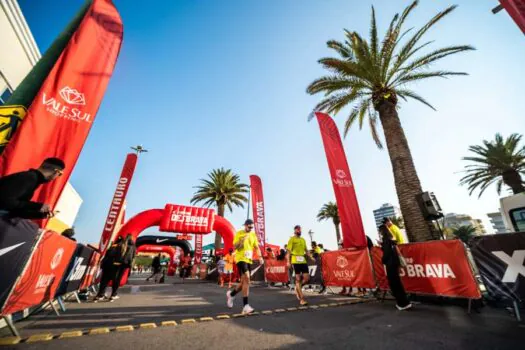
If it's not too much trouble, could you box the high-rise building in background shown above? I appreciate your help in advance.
[0,0,82,232]
[373,203,402,227]
[444,213,487,235]
[487,211,509,234]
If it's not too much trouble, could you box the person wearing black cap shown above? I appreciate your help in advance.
[287,225,311,306]
[0,157,65,219]
[226,219,263,314]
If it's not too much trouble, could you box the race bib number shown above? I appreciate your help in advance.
[244,251,253,259]
[295,256,305,263]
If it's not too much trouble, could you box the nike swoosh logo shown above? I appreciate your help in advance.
[0,242,25,257]
[156,239,168,243]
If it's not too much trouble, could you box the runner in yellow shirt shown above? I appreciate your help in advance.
[383,217,407,244]
[287,225,311,306]
[226,219,263,314]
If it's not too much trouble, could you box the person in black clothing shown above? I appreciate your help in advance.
[0,158,65,219]
[61,228,76,241]
[94,237,122,302]
[147,254,162,282]
[110,234,136,299]
[379,224,412,310]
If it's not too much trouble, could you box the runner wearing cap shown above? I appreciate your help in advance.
[287,225,311,306]
[226,219,264,314]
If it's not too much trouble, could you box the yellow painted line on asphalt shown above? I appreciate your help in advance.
[181,318,197,324]
[161,321,178,327]
[0,337,21,345]
[59,330,83,339]
[262,310,273,315]
[200,317,214,322]
[232,313,246,318]
[286,307,298,311]
[319,304,329,308]
[89,328,110,335]
[26,333,54,343]
[329,303,338,307]
[140,323,157,329]
[116,325,135,332]
[216,315,230,319]
[298,306,309,310]
[274,308,286,313]
[249,311,260,316]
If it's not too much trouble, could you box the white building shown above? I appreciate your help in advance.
[487,211,509,234]
[0,0,82,232]
[373,203,402,227]
[444,213,487,235]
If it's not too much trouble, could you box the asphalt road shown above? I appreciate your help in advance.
[1,275,523,349]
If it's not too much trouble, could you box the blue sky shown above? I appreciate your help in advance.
[19,0,524,249]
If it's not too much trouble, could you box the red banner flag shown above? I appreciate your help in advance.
[311,112,366,248]
[250,175,266,250]
[99,153,138,253]
[371,240,481,299]
[194,234,203,264]
[321,249,376,288]
[0,0,123,227]
[500,0,525,34]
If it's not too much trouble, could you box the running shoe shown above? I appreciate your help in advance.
[109,296,117,302]
[396,303,413,311]
[300,299,308,306]
[226,290,234,308]
[112,295,120,300]
[93,296,104,303]
[242,304,254,315]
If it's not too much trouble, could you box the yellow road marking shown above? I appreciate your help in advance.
[59,330,83,339]
[161,321,177,327]
[274,309,286,313]
[216,315,230,319]
[89,328,110,335]
[232,313,246,318]
[298,306,309,310]
[0,337,21,345]
[200,317,214,322]
[26,333,54,343]
[140,323,157,329]
[287,307,298,311]
[116,325,134,332]
[262,310,273,314]
[181,319,197,324]
[319,304,329,307]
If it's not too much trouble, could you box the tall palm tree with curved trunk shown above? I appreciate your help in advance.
[461,133,525,197]
[307,1,474,242]
[317,202,341,244]
[191,168,249,250]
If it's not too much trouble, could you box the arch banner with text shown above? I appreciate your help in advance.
[115,204,235,253]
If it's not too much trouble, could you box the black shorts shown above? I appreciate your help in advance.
[293,264,309,275]
[237,262,251,275]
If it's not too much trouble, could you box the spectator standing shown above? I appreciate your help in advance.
[0,158,65,219]
[94,237,122,302]
[110,234,136,300]
[147,254,162,282]
[379,224,412,310]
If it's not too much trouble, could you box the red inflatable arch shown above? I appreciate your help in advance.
[115,204,235,252]
[137,244,177,276]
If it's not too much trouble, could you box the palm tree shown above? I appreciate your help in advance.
[450,225,477,244]
[306,1,474,242]
[460,133,525,197]
[317,202,341,244]
[191,168,249,250]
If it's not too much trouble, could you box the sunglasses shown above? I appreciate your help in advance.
[247,225,254,230]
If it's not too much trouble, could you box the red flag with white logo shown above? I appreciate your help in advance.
[500,0,525,34]
[311,112,366,248]
[0,0,123,227]
[194,234,203,264]
[250,175,266,250]
[99,153,137,254]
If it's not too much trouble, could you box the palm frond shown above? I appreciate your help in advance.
[396,89,435,110]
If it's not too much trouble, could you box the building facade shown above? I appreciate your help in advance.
[373,203,402,227]
[1,0,82,232]
[444,213,487,235]
[487,211,509,234]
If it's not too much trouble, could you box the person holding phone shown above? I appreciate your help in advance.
[0,158,65,219]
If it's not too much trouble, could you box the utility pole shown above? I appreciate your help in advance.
[307,229,314,245]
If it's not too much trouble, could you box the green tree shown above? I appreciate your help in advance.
[317,201,341,244]
[460,133,525,197]
[306,1,474,242]
[191,168,249,250]
[450,225,477,244]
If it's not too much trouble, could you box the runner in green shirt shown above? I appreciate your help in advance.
[287,225,311,305]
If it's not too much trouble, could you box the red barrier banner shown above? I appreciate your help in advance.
[194,234,203,264]
[99,153,138,253]
[500,0,525,34]
[250,175,266,250]
[264,259,289,283]
[311,112,366,248]
[321,249,375,288]
[0,0,123,228]
[371,240,481,299]
[79,251,101,290]
[159,205,215,233]
[1,231,77,316]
